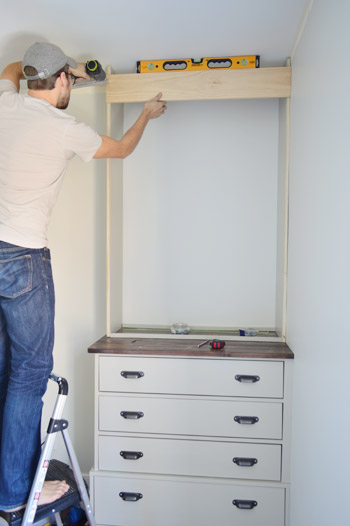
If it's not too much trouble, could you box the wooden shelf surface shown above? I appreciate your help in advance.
[106,67,291,103]
[88,336,294,359]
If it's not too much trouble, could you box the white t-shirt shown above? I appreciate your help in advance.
[0,79,102,248]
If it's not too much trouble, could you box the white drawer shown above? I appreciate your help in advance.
[99,395,283,439]
[98,435,282,481]
[92,472,285,526]
[99,356,284,398]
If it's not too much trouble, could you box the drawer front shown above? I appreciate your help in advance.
[99,435,282,481]
[99,396,283,439]
[92,473,285,526]
[99,356,284,398]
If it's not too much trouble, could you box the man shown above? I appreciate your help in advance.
[0,42,166,515]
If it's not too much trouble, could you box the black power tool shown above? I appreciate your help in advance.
[72,60,106,88]
[85,60,106,81]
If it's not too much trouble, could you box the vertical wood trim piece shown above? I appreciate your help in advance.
[106,66,112,337]
[282,94,291,342]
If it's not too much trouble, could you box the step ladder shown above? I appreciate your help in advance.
[1,374,96,526]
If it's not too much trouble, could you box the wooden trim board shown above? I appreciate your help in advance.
[106,66,112,337]
[106,67,291,103]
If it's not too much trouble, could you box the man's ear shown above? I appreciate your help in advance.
[56,71,68,88]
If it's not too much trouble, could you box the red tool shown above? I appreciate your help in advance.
[210,340,225,350]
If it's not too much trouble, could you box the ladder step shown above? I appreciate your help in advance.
[2,460,81,526]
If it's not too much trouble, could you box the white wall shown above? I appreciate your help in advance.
[42,86,107,474]
[122,99,280,329]
[287,1,350,524]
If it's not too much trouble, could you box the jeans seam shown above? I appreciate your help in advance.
[40,256,52,292]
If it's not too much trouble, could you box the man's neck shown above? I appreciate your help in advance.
[28,89,58,107]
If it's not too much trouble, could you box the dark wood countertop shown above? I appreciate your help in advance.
[88,336,294,359]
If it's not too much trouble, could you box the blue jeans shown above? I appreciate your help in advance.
[0,241,55,510]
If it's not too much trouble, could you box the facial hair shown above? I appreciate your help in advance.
[56,82,72,110]
[56,92,70,110]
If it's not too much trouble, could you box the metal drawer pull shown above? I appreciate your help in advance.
[235,374,260,383]
[233,457,258,467]
[234,416,259,425]
[120,411,144,419]
[121,370,144,379]
[120,450,144,460]
[119,492,143,502]
[233,499,258,510]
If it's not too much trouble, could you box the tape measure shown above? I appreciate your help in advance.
[137,55,259,73]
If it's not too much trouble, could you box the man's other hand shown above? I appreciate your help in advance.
[143,93,167,119]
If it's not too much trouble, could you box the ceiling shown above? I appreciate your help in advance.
[2,0,308,74]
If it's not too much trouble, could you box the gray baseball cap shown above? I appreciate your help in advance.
[22,42,77,80]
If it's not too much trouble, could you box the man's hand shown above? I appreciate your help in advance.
[94,92,167,159]
[68,62,91,83]
[143,93,167,119]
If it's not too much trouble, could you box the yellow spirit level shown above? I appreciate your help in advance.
[137,55,260,73]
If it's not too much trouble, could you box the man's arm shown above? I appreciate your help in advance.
[0,62,25,92]
[94,93,167,159]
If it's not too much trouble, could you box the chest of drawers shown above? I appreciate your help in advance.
[89,337,293,526]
